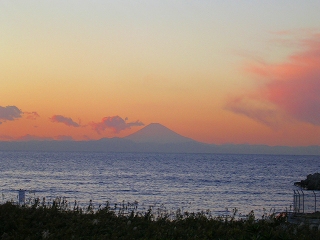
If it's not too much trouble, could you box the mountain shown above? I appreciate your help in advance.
[125,123,194,144]
[0,123,319,155]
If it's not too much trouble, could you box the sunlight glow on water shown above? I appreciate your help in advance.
[0,151,319,217]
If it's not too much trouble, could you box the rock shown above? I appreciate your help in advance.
[294,173,320,190]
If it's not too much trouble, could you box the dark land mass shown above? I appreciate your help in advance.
[294,173,320,190]
[0,123,319,155]
[0,139,320,155]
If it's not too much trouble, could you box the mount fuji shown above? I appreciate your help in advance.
[125,123,194,144]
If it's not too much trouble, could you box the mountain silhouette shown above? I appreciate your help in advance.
[125,123,194,144]
[0,123,319,155]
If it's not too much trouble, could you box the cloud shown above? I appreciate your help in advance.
[0,106,22,124]
[227,33,320,127]
[50,115,80,127]
[226,95,284,129]
[24,112,40,120]
[90,116,144,133]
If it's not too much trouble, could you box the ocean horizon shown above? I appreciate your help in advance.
[1,151,319,218]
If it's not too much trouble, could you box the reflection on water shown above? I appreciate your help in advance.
[0,151,319,217]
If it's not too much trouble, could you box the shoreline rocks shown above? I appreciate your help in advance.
[294,173,320,190]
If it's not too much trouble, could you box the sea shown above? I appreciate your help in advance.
[0,151,319,218]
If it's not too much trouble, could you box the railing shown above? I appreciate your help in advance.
[293,190,320,214]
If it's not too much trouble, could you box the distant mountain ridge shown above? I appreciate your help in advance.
[0,123,319,155]
[125,123,194,144]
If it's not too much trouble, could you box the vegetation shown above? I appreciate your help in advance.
[0,199,320,239]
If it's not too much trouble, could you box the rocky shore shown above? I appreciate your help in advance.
[294,173,320,190]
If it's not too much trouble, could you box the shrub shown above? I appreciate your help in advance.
[0,201,319,239]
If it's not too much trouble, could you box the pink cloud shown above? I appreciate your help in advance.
[226,95,283,129]
[227,33,320,127]
[90,116,144,133]
[50,115,80,127]
[0,106,22,124]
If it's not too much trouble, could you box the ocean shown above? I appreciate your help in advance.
[0,151,319,218]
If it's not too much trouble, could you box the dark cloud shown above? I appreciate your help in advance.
[50,115,80,127]
[90,116,144,133]
[0,106,22,124]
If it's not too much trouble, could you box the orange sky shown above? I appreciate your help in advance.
[1,1,320,146]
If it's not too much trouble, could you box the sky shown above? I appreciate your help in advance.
[1,1,320,146]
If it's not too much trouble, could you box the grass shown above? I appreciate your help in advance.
[0,199,320,239]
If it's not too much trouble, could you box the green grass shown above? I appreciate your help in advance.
[0,200,319,240]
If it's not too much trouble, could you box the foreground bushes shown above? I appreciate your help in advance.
[0,201,319,239]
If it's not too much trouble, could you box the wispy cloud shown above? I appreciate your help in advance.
[226,33,320,127]
[226,95,284,129]
[0,106,22,124]
[50,115,80,127]
[24,112,40,120]
[90,116,144,133]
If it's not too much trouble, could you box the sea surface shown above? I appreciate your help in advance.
[0,151,319,218]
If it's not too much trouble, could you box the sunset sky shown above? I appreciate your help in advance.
[1,1,320,146]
